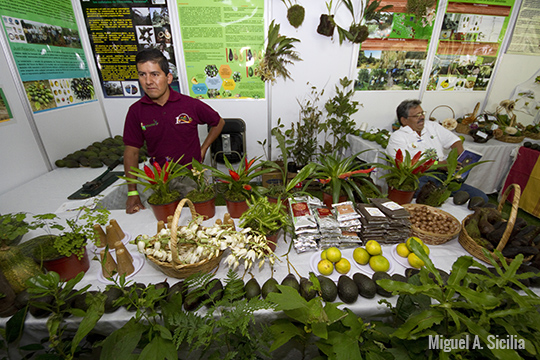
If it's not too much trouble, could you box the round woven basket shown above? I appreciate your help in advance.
[455,123,471,135]
[494,134,525,143]
[146,198,223,278]
[458,183,531,265]
[524,132,540,140]
[403,204,461,245]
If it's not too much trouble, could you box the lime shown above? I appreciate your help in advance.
[406,236,424,252]
[396,243,410,258]
[320,249,328,260]
[408,253,425,268]
[353,247,370,265]
[317,259,334,276]
[422,244,430,256]
[369,255,390,272]
[326,247,342,263]
[335,258,351,274]
[365,240,382,256]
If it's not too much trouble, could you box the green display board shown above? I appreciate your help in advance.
[178,0,265,99]
[0,0,96,113]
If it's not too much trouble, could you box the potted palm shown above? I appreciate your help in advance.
[209,155,274,218]
[119,158,190,221]
[314,151,381,207]
[378,149,437,204]
[185,159,216,220]
[239,195,291,252]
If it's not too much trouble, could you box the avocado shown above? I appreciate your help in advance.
[405,268,420,279]
[353,273,376,299]
[391,274,407,283]
[372,271,392,297]
[65,159,79,168]
[261,278,279,299]
[167,280,186,303]
[468,196,485,210]
[184,290,203,311]
[453,191,469,205]
[317,275,337,302]
[29,294,54,318]
[154,281,170,293]
[338,275,358,304]
[224,278,245,301]
[204,279,223,305]
[55,159,67,167]
[104,287,123,313]
[14,290,30,310]
[299,277,317,301]
[281,273,300,292]
[244,278,261,300]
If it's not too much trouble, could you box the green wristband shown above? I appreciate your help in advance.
[127,190,139,196]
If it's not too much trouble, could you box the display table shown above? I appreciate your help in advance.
[502,147,540,218]
[346,133,540,194]
[0,167,532,358]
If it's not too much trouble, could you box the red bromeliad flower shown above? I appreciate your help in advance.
[412,158,436,174]
[229,170,241,181]
[316,178,331,185]
[338,167,375,180]
[144,165,157,184]
[411,151,422,166]
[162,161,170,182]
[395,149,404,169]
[243,184,252,191]
[245,157,255,171]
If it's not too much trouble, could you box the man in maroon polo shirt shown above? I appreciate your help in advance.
[123,49,225,214]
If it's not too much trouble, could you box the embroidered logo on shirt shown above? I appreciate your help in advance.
[175,113,193,124]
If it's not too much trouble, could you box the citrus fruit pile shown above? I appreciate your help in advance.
[318,247,351,276]
[396,236,430,269]
[353,240,390,273]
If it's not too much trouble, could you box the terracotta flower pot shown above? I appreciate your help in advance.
[387,187,415,205]
[266,232,279,253]
[225,198,249,218]
[267,195,290,209]
[322,192,347,208]
[41,247,90,281]
[193,197,216,220]
[149,198,181,222]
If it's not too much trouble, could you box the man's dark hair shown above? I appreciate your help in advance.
[135,49,169,75]
[396,99,422,125]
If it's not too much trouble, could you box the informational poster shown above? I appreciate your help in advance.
[0,0,96,113]
[355,0,437,91]
[507,0,540,55]
[178,0,265,99]
[0,88,13,123]
[80,0,179,98]
[427,0,516,91]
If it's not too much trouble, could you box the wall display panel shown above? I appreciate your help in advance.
[507,0,540,55]
[80,0,179,98]
[0,0,96,113]
[355,0,438,91]
[427,0,516,91]
[0,87,13,123]
[177,0,265,99]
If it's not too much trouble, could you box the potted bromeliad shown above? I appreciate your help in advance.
[209,155,274,218]
[378,149,437,204]
[239,195,291,252]
[120,157,190,221]
[185,159,216,220]
[314,151,381,207]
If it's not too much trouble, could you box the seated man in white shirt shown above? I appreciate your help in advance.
[386,99,489,203]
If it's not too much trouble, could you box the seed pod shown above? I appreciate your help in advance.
[116,249,134,276]
[110,219,125,239]
[114,241,133,263]
[93,224,107,248]
[100,249,117,278]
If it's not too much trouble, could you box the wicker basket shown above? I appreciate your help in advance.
[494,134,525,143]
[458,183,531,265]
[524,132,540,140]
[455,123,471,135]
[146,198,223,278]
[403,204,461,245]
[429,105,455,123]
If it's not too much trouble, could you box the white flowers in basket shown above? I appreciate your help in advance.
[135,217,277,271]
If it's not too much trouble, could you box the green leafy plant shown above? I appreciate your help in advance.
[255,20,302,83]
[377,241,540,359]
[17,271,105,359]
[166,270,275,360]
[239,195,291,237]
[208,154,274,201]
[119,157,190,205]
[314,151,381,203]
[184,159,215,203]
[281,0,305,28]
[378,149,438,191]
[320,77,361,155]
[32,201,110,260]
[0,213,50,247]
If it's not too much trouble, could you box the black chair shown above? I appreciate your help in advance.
[209,118,247,169]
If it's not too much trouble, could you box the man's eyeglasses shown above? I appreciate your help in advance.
[408,111,426,119]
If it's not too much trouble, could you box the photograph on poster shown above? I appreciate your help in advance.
[441,13,505,42]
[0,88,13,123]
[427,54,496,91]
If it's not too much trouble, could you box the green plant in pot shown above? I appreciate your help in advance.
[239,195,291,252]
[120,157,190,205]
[378,149,438,192]
[184,159,216,219]
[1,212,45,247]
[314,151,381,206]
[416,148,489,207]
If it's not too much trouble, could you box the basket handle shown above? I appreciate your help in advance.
[429,105,455,122]
[494,183,521,252]
[169,198,198,265]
